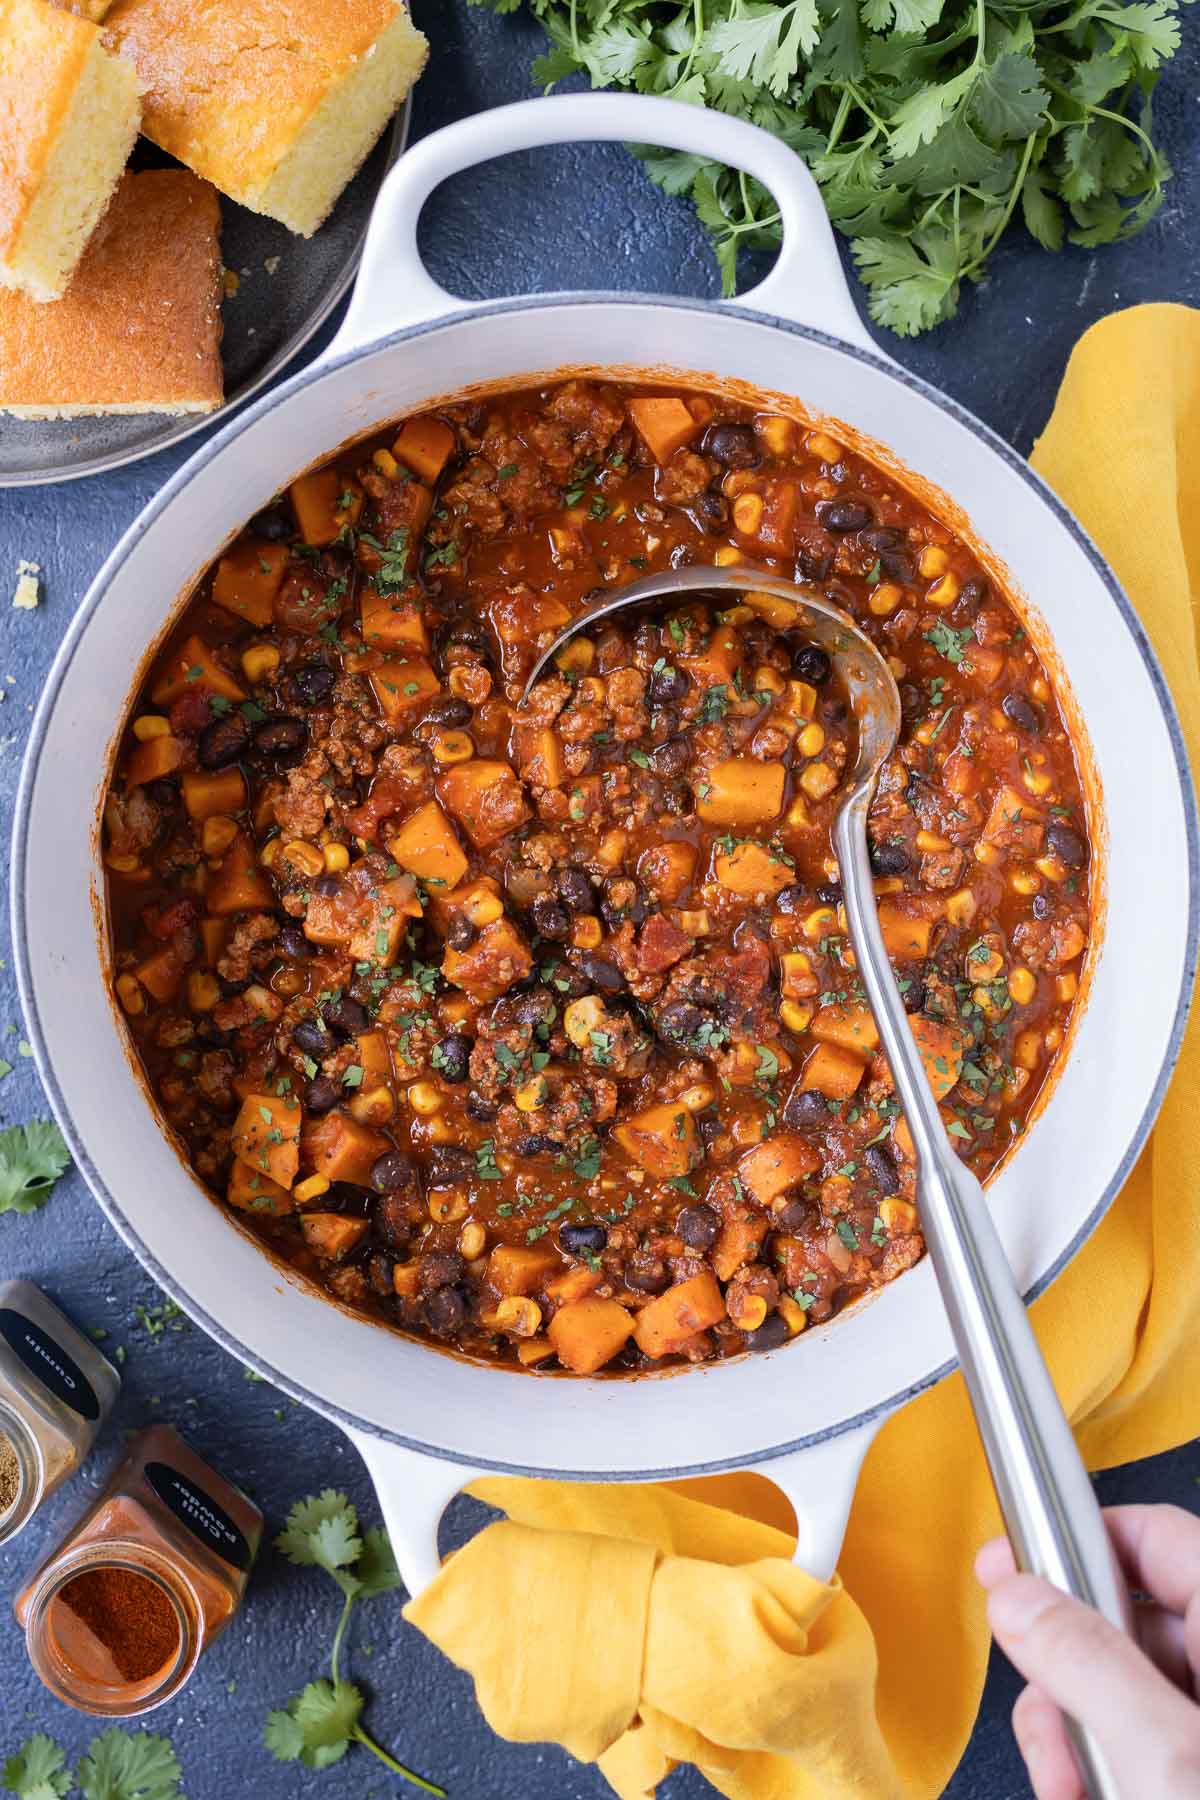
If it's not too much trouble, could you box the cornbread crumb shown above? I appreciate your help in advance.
[263,256,281,276]
[11,561,40,610]
[103,0,428,237]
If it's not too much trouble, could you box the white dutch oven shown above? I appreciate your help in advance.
[13,96,1198,1600]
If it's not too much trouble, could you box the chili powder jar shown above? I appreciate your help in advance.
[15,1424,262,1716]
[0,1279,120,1544]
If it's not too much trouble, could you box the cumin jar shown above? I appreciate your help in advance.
[0,1280,120,1544]
[15,1424,262,1716]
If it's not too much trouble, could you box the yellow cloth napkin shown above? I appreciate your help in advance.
[405,304,1200,1799]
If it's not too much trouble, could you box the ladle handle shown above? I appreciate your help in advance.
[834,792,1133,1800]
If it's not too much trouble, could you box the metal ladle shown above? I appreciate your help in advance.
[525,564,1131,1800]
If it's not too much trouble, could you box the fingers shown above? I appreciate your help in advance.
[1100,1506,1200,1618]
[975,1535,1016,1587]
[1011,1685,1085,1800]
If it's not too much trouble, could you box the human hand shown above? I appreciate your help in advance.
[975,1505,1200,1798]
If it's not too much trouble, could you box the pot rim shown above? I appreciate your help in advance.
[14,291,1199,1479]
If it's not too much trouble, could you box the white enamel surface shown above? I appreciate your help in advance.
[16,289,1193,1483]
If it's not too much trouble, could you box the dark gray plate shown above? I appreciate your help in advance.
[0,97,411,489]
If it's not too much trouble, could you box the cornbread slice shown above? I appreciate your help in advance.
[52,1,114,18]
[103,0,429,238]
[0,0,140,301]
[0,169,223,418]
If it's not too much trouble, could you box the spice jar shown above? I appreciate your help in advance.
[0,1279,120,1544]
[15,1424,262,1716]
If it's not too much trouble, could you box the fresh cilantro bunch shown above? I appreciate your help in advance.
[0,1120,71,1215]
[264,1490,446,1796]
[3,1730,183,1800]
[472,0,1183,334]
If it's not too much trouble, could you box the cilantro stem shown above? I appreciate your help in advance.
[351,1725,448,1797]
[961,130,1039,275]
[330,1590,355,1686]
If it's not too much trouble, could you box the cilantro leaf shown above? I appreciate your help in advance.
[75,1731,183,1800]
[275,1489,363,1579]
[354,1526,404,1599]
[0,1120,70,1216]
[3,1736,71,1799]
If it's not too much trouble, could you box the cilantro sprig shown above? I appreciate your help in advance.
[3,1730,183,1800]
[0,1120,70,1216]
[476,0,1182,335]
[265,1490,445,1795]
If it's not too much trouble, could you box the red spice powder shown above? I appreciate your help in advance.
[56,1566,180,1684]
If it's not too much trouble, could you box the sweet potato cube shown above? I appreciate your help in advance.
[232,1093,301,1189]
[714,840,794,897]
[910,1015,966,1100]
[632,1273,724,1358]
[516,726,565,790]
[211,540,287,628]
[779,951,817,1000]
[355,1031,393,1085]
[152,636,244,706]
[199,919,227,966]
[360,587,430,653]
[546,1265,603,1304]
[726,1039,793,1088]
[370,659,441,727]
[877,904,934,960]
[811,1003,880,1055]
[612,1102,699,1179]
[290,468,362,547]
[754,480,800,555]
[347,875,422,966]
[134,945,185,1004]
[626,396,699,465]
[712,1212,769,1282]
[126,734,184,788]
[393,1260,422,1300]
[488,1243,560,1297]
[300,1112,389,1188]
[637,840,697,903]
[488,588,571,650]
[743,589,803,631]
[183,768,246,823]
[437,759,531,849]
[392,416,457,485]
[799,1042,866,1100]
[981,783,1045,854]
[696,759,785,828]
[206,832,276,916]
[680,623,742,689]
[549,1296,634,1375]
[300,1213,371,1260]
[227,1160,292,1218]
[738,1134,820,1208]
[386,802,468,891]
[442,916,533,1003]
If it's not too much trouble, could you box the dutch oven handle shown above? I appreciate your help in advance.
[347,1414,884,1598]
[331,92,878,358]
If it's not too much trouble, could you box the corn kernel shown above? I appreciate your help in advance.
[918,544,949,578]
[973,840,1002,867]
[514,1075,548,1113]
[785,797,810,829]
[1008,967,1037,1005]
[945,887,977,928]
[494,1296,542,1337]
[350,1085,396,1125]
[408,1081,442,1116]
[777,1295,809,1335]
[132,714,170,741]
[322,843,350,873]
[1022,762,1053,797]
[757,414,796,456]
[678,1083,716,1112]
[805,430,842,462]
[1031,675,1050,702]
[878,1198,918,1234]
[798,722,826,757]
[679,908,710,936]
[713,545,743,567]
[732,493,764,535]
[1044,1024,1064,1052]
[462,889,503,927]
[1010,867,1041,895]
[448,665,490,703]
[564,996,606,1049]
[754,665,786,697]
[104,850,141,874]
[868,582,903,617]
[283,839,324,878]
[294,1174,331,1204]
[1056,972,1078,1003]
[916,829,949,852]
[428,1188,468,1223]
[187,971,220,1012]
[517,1337,556,1366]
[115,973,143,1015]
[555,637,594,675]
[259,837,284,870]
[424,1117,458,1145]
[780,1000,813,1034]
[432,729,474,765]
[787,679,817,720]
[459,1221,487,1261]
[372,448,399,478]
[799,761,837,801]
[201,815,238,857]
[873,877,904,896]
[803,905,838,942]
[241,644,280,684]
[966,942,1004,982]
[1014,1028,1042,1072]
[927,572,961,609]
[570,915,602,951]
[1034,853,1068,884]
[730,1293,768,1332]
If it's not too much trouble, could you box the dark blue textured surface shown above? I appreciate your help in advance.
[0,4,1197,1794]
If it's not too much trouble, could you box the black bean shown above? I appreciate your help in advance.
[816,499,873,534]
[795,547,833,582]
[774,1198,811,1234]
[198,713,251,769]
[864,1144,900,1196]
[420,1252,465,1294]
[314,875,342,900]
[367,1250,395,1297]
[702,422,760,468]
[466,1091,497,1123]
[676,1203,720,1249]
[650,737,690,777]
[369,1150,415,1194]
[277,926,310,961]
[792,644,831,685]
[1033,893,1051,920]
[425,1286,467,1336]
[531,897,571,941]
[1046,821,1088,869]
[625,1253,670,1294]
[880,549,915,584]
[422,696,472,728]
[376,1190,415,1252]
[1002,692,1041,735]
[557,867,594,912]
[648,662,688,707]
[560,1222,608,1256]
[323,995,370,1039]
[194,1021,233,1049]
[305,1076,341,1114]
[775,884,807,915]
[578,953,625,994]
[960,577,989,608]
[428,1145,476,1187]
[870,841,910,877]
[899,682,924,723]
[698,1112,723,1148]
[782,1087,828,1130]
[901,978,926,1014]
[688,492,729,534]
[292,1017,330,1058]
[446,913,477,951]
[816,883,842,905]
[515,1132,563,1155]
[253,716,307,763]
[745,1313,790,1353]
[432,1034,470,1083]
[656,1000,706,1046]
[147,778,180,807]
[249,506,293,542]
[292,664,337,708]
[861,526,903,550]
